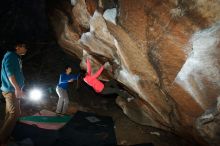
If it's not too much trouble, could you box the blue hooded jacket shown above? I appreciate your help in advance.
[57,73,79,90]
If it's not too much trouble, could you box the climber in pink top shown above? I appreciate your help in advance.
[83,58,134,101]
[83,58,104,93]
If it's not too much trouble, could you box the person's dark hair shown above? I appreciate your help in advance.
[64,65,71,72]
[14,40,26,48]
[6,40,26,52]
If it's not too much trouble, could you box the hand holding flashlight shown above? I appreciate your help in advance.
[15,88,24,99]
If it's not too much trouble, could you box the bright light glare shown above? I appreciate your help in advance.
[29,89,42,101]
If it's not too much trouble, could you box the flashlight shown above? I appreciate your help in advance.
[28,88,43,101]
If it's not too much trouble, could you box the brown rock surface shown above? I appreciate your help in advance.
[48,0,220,145]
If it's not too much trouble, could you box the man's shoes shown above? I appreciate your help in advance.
[55,112,63,116]
[56,112,70,116]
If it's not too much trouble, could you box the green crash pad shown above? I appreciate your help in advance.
[19,115,72,123]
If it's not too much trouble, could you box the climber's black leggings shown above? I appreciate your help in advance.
[100,80,128,98]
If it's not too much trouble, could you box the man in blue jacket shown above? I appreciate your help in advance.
[0,41,27,146]
[56,65,79,115]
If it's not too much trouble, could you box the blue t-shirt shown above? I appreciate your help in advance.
[57,73,79,90]
[1,51,25,92]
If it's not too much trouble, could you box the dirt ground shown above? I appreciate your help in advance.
[0,80,199,146]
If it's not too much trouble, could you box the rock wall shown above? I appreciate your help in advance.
[48,0,220,145]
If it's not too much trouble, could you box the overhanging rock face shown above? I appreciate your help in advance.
[48,0,220,145]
